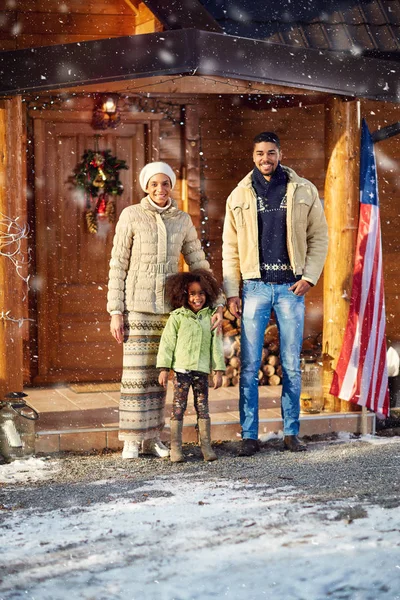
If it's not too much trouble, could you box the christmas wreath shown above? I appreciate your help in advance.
[71,149,128,233]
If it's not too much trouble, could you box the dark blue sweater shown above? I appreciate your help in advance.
[252,164,297,284]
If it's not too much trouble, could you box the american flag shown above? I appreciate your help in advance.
[330,119,389,417]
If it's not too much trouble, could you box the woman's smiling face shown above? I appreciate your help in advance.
[146,174,172,206]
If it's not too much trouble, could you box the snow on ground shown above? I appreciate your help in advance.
[0,457,60,484]
[1,440,400,600]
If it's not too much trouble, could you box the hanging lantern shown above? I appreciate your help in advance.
[92,94,121,130]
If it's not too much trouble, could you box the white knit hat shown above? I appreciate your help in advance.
[139,162,176,192]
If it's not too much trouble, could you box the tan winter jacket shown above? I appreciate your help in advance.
[107,196,210,315]
[222,166,328,298]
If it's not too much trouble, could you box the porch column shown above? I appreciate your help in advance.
[0,96,27,397]
[184,103,202,231]
[323,97,360,412]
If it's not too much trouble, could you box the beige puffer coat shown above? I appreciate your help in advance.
[107,196,210,315]
[222,167,328,298]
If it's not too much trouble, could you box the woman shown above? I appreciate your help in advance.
[108,161,222,459]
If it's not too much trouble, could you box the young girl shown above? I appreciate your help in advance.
[157,269,226,463]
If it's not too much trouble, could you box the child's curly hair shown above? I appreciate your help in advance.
[165,269,221,310]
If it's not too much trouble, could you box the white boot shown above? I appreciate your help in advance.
[122,440,139,460]
[142,438,170,458]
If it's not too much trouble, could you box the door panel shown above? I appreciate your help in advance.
[33,118,151,382]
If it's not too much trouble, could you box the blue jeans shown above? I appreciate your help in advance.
[240,280,305,439]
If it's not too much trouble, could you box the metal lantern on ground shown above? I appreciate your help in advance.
[0,392,39,461]
[300,355,324,414]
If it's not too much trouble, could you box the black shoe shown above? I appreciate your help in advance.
[238,438,260,457]
[283,435,307,452]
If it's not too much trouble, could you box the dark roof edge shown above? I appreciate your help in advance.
[196,31,400,103]
[0,29,398,102]
[0,30,198,96]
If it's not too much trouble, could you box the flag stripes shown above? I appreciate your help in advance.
[330,120,389,417]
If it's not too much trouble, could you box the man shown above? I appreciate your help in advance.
[222,132,328,456]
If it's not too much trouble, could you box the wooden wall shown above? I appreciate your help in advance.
[195,96,400,344]
[197,98,326,338]
[22,92,400,382]
[0,0,161,51]
[26,95,185,382]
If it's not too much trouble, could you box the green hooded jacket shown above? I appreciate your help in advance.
[156,306,226,374]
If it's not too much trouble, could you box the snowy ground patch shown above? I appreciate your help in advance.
[0,457,60,484]
[0,471,399,600]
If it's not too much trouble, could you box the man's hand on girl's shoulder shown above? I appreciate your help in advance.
[211,306,224,333]
[227,297,241,318]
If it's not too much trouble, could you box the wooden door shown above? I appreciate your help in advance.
[33,114,159,383]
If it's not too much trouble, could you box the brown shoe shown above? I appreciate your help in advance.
[238,438,260,457]
[283,435,307,452]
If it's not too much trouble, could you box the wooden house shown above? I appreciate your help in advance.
[0,0,399,415]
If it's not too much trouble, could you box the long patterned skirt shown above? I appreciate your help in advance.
[119,311,168,442]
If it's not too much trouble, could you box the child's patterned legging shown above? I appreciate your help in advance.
[170,371,209,421]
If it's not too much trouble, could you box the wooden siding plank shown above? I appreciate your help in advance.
[0,97,25,396]
[17,13,135,35]
[0,0,133,13]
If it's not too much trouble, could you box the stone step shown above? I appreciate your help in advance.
[35,412,375,454]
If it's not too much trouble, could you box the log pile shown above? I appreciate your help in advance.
[222,308,282,387]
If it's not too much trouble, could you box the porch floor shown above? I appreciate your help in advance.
[25,384,375,454]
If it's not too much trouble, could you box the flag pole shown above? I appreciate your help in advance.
[329,120,390,421]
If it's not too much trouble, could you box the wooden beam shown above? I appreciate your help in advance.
[43,75,323,99]
[27,110,163,122]
[123,0,140,16]
[184,104,201,231]
[134,1,164,34]
[0,96,26,397]
[322,97,360,413]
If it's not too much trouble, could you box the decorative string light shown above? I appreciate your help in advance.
[122,74,294,99]
[0,212,30,286]
[0,212,32,329]
[0,310,34,328]
[198,129,211,260]
[25,74,294,115]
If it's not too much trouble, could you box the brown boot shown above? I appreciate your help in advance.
[283,435,307,452]
[198,418,217,462]
[170,420,185,463]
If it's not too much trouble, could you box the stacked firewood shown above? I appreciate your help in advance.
[221,308,282,387]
